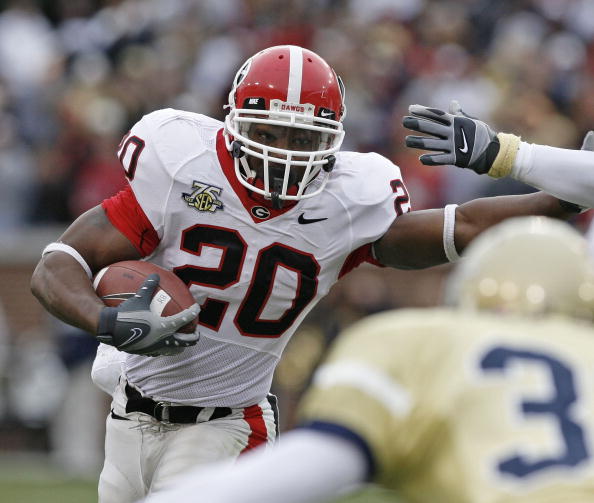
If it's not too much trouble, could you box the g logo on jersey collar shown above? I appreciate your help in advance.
[251,206,271,220]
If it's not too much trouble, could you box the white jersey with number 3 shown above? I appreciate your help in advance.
[105,108,409,407]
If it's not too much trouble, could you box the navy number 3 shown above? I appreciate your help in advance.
[480,347,589,478]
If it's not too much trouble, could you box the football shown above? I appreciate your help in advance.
[93,260,198,333]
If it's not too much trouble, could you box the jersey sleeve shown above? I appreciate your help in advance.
[512,142,594,208]
[337,152,412,253]
[116,110,174,238]
[115,109,213,238]
[297,310,450,487]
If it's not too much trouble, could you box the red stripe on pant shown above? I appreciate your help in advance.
[240,404,268,454]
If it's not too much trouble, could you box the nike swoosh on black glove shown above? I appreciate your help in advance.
[403,104,501,174]
[96,273,200,356]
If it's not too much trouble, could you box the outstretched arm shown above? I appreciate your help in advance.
[511,138,594,208]
[373,192,572,269]
[402,102,594,209]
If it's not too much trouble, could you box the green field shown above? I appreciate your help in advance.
[0,483,399,503]
[0,481,399,503]
[0,481,398,503]
[0,455,400,503]
[0,454,97,503]
[1,479,97,503]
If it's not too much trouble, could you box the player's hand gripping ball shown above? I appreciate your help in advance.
[94,261,200,356]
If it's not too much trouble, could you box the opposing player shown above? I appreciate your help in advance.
[144,217,594,503]
[30,45,578,502]
[403,101,594,209]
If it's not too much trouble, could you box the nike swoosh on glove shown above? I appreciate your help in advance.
[96,273,200,357]
[403,103,511,176]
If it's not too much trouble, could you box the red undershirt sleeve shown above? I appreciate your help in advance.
[338,243,383,279]
[101,185,160,257]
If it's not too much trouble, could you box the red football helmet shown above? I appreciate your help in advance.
[224,45,346,208]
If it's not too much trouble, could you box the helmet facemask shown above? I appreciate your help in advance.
[225,107,343,208]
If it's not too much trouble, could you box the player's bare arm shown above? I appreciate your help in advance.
[30,205,141,333]
[32,204,200,356]
[374,191,572,269]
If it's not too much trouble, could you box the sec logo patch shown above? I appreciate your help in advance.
[183,181,224,213]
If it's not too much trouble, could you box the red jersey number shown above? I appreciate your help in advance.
[118,133,145,181]
[390,179,410,216]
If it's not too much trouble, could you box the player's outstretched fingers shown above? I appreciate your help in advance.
[408,105,452,125]
[403,116,451,138]
[419,152,456,166]
[405,135,450,153]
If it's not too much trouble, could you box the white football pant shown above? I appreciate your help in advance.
[91,343,125,395]
[98,379,278,503]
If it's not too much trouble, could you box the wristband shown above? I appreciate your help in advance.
[443,204,460,262]
[96,307,118,341]
[488,133,521,179]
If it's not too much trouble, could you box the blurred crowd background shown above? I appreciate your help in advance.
[0,0,593,481]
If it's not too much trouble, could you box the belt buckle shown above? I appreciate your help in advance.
[154,401,171,424]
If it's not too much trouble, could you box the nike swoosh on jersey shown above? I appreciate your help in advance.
[459,128,469,153]
[298,213,328,224]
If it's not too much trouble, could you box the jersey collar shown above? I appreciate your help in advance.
[216,129,297,223]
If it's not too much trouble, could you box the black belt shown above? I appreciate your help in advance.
[123,384,232,424]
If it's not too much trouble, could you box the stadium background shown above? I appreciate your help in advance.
[0,0,592,501]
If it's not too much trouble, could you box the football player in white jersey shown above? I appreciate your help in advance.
[30,45,579,502]
[143,217,594,503]
[403,101,594,210]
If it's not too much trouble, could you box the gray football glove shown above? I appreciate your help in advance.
[403,102,520,178]
[96,274,200,356]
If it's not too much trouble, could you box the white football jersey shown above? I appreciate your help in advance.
[106,109,410,407]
